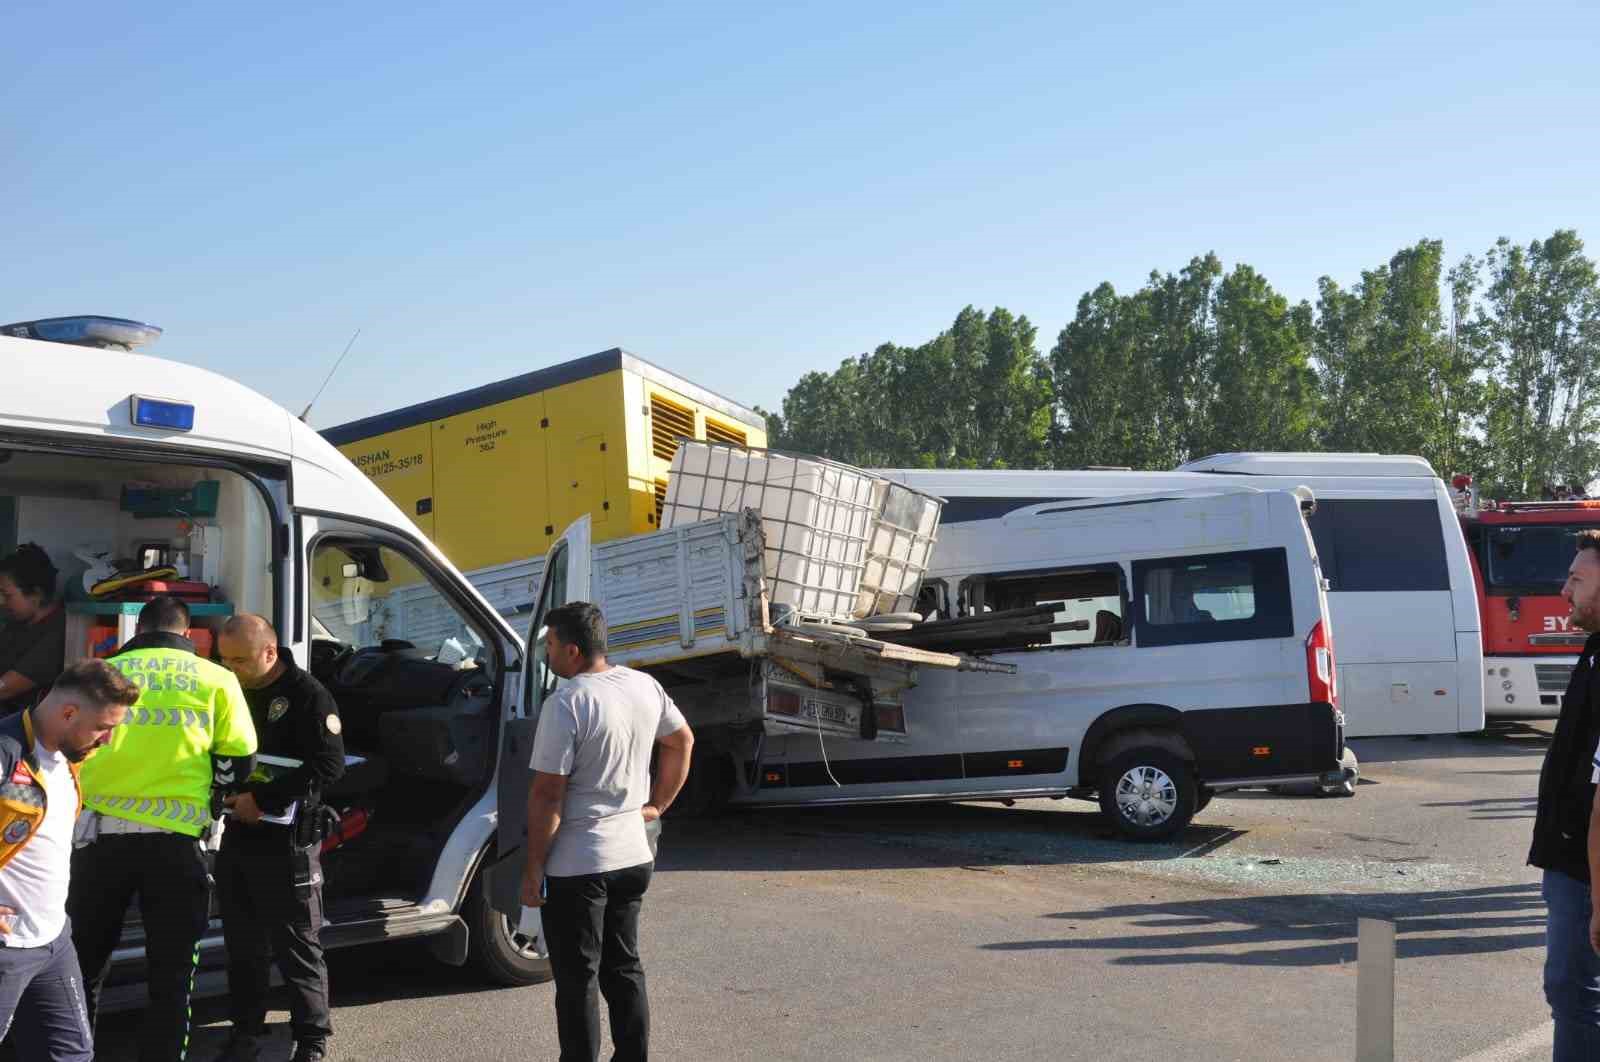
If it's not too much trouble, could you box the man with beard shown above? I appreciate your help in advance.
[0,660,138,1060]
[1531,530,1600,1060]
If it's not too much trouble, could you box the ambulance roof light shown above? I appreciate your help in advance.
[0,316,162,351]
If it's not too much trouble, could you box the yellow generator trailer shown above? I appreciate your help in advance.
[321,347,767,618]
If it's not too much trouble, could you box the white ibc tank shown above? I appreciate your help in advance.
[663,443,942,621]
[856,482,942,617]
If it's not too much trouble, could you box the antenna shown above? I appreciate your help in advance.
[299,328,362,423]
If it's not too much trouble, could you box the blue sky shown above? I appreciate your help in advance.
[6,1,1598,429]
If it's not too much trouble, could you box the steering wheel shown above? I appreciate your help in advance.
[335,646,393,689]
[444,667,494,705]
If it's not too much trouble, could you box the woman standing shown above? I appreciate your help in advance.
[0,544,66,714]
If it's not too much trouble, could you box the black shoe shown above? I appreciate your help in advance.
[291,1039,329,1062]
[215,1032,261,1062]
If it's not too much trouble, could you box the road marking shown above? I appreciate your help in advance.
[1453,1023,1552,1062]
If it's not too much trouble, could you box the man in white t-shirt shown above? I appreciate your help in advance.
[0,660,138,1061]
[521,602,694,1062]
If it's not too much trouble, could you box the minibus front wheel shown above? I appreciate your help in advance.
[464,859,554,987]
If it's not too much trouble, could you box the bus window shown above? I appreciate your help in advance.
[1306,499,1449,592]
[967,566,1125,648]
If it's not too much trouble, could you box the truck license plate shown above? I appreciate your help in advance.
[767,696,861,736]
[799,698,855,728]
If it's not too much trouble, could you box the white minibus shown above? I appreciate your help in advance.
[711,484,1351,839]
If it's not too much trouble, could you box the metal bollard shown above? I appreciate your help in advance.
[1356,918,1396,1062]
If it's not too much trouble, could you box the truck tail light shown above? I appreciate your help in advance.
[768,689,802,717]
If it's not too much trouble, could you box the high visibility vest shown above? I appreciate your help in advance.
[79,644,258,838]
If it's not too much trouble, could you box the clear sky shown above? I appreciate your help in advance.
[6,1,1597,430]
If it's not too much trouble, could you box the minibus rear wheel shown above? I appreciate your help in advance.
[1098,748,1198,841]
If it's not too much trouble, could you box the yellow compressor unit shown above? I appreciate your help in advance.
[321,348,768,577]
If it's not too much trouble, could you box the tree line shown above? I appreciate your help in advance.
[763,229,1600,498]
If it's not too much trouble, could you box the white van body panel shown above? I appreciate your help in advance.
[878,460,1485,737]
[7,342,295,462]
[5,336,519,639]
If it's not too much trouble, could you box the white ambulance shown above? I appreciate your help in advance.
[3,318,559,1002]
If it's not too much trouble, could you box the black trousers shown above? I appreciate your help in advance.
[542,861,653,1062]
[0,924,93,1062]
[68,831,211,1062]
[215,825,332,1042]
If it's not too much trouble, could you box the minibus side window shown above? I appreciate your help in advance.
[961,565,1127,650]
[1132,548,1294,648]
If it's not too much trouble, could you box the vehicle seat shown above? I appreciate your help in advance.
[1093,610,1124,643]
[377,672,496,787]
[323,753,389,803]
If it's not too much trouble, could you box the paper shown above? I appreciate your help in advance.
[516,904,545,947]
[227,753,364,825]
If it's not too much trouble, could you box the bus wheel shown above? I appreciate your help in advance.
[1098,748,1197,841]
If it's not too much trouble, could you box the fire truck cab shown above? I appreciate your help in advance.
[1455,477,1600,719]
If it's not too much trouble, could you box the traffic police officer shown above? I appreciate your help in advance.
[214,613,344,1062]
[70,595,258,1062]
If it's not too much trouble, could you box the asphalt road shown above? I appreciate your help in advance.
[98,721,1558,1062]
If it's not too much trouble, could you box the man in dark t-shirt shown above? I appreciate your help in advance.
[0,604,66,714]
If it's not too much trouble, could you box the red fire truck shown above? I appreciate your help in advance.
[1455,475,1600,718]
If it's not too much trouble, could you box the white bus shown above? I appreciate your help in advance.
[879,453,1485,738]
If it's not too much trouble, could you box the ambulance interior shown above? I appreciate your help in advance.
[3,450,498,915]
[0,452,274,652]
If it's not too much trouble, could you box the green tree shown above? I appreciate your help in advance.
[1476,230,1600,496]
[1438,253,1487,479]
[1311,240,1485,477]
[1050,256,1224,469]
[768,306,1052,468]
[1202,264,1318,455]
[766,229,1600,491]
[1138,254,1223,466]
[1049,282,1143,468]
[763,359,868,461]
[1311,270,1382,452]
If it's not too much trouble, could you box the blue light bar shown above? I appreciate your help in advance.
[129,395,195,432]
[0,316,162,350]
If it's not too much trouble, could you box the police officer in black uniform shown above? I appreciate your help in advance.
[214,614,344,1062]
